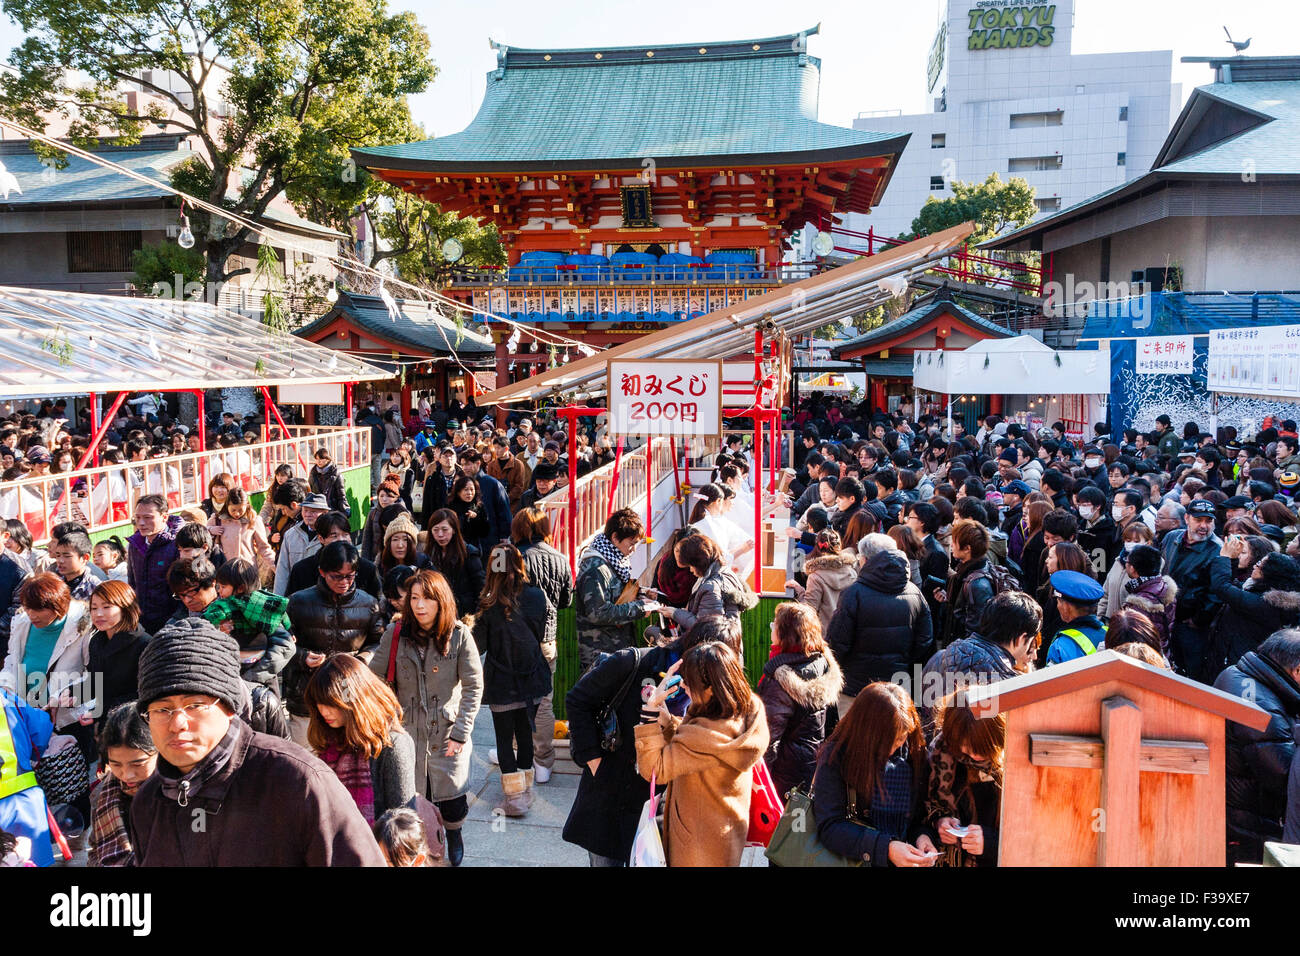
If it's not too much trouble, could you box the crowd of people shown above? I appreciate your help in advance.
[0,388,1298,868]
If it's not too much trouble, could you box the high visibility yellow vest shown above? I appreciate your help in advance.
[0,701,39,800]
[1060,624,1108,656]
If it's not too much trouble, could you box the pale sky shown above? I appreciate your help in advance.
[0,0,1295,138]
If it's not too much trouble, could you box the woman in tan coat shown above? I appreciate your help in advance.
[634,641,769,867]
[370,568,482,866]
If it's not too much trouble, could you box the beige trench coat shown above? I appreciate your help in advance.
[371,619,483,801]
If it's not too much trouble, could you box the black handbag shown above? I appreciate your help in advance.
[597,654,640,753]
[36,740,90,807]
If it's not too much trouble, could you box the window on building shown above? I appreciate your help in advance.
[1119,106,1129,121]
[1035,197,1062,213]
[1009,156,1064,173]
[931,133,946,148]
[1117,152,1126,166]
[1010,110,1064,129]
[66,230,142,273]
[930,176,945,191]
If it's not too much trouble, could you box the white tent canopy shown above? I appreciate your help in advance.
[911,335,1108,395]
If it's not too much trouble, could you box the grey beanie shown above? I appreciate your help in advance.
[137,617,244,713]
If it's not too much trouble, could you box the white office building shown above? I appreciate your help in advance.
[843,0,1181,242]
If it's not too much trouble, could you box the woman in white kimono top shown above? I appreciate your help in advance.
[689,482,755,577]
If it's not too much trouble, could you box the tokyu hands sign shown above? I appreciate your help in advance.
[967,1,1057,50]
[607,360,723,436]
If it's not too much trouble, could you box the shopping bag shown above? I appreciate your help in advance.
[629,773,666,867]
[746,758,784,847]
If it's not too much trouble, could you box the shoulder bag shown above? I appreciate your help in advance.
[763,782,865,868]
[597,650,640,753]
[385,620,403,688]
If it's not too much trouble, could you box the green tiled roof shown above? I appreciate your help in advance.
[353,29,907,172]
[1156,81,1300,176]
[833,295,1012,359]
[985,72,1300,249]
[297,291,495,356]
[0,145,193,204]
[0,142,345,239]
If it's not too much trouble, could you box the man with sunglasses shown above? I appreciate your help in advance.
[129,618,383,865]
[283,541,383,748]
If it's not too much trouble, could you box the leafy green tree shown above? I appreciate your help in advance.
[907,173,1037,244]
[131,240,206,295]
[0,0,436,286]
[373,189,505,283]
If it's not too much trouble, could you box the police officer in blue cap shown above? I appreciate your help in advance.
[1045,569,1108,665]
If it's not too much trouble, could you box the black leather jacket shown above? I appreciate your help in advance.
[283,580,383,712]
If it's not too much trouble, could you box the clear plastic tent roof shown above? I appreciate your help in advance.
[0,286,392,399]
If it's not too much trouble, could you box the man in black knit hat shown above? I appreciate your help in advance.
[128,618,384,866]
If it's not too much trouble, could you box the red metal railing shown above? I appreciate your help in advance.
[2,426,370,544]
[827,224,1045,295]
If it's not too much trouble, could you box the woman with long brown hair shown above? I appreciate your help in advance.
[1036,540,1093,661]
[925,698,1005,867]
[888,523,925,586]
[473,543,550,818]
[840,508,877,558]
[424,508,485,618]
[1017,499,1055,596]
[370,569,481,866]
[635,641,769,867]
[811,681,938,867]
[306,654,415,826]
[757,603,843,800]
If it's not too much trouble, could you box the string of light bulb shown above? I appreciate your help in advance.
[0,116,598,360]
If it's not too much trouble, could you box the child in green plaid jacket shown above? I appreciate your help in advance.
[204,559,291,642]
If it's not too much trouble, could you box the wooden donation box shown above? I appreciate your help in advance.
[962,651,1269,867]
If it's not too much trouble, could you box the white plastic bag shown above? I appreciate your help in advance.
[629,773,666,867]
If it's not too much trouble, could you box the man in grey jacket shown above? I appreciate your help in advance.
[272,493,329,595]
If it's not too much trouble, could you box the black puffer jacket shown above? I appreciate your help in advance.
[1209,556,1300,678]
[284,581,384,714]
[519,539,574,644]
[826,550,933,697]
[1213,650,1300,863]
[473,585,551,706]
[427,543,485,620]
[309,463,349,515]
[757,651,844,800]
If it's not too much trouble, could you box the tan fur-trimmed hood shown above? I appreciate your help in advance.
[1263,589,1300,613]
[773,652,844,711]
[805,550,857,576]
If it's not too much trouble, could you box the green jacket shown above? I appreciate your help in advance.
[1157,429,1182,460]
[574,552,645,653]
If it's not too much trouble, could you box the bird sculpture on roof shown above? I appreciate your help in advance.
[1223,26,1251,53]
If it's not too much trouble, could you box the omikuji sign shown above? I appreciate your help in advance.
[967,1,1057,50]
[607,359,723,436]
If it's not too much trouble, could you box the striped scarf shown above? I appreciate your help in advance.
[321,746,375,823]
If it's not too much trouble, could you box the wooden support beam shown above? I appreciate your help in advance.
[1029,734,1210,775]
[1098,696,1141,867]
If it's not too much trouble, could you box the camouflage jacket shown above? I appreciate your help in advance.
[574,551,645,652]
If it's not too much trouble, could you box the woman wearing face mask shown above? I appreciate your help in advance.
[926,698,1005,867]
[1098,522,1155,620]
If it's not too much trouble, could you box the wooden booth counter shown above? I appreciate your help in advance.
[963,651,1269,867]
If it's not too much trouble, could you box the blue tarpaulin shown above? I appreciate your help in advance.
[1083,292,1300,340]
